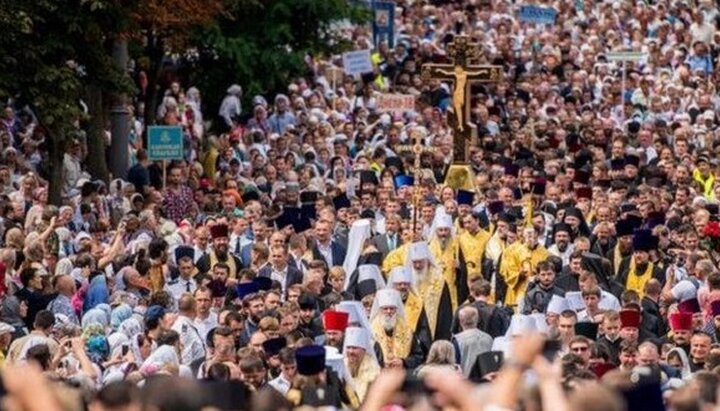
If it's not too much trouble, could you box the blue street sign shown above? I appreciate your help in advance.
[147,126,183,160]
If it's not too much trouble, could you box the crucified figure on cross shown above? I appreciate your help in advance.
[433,65,492,132]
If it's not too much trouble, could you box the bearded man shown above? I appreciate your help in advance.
[406,241,453,341]
[197,224,242,278]
[370,289,424,370]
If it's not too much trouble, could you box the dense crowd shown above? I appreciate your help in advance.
[5,0,720,410]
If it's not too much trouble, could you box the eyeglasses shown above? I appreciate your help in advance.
[571,346,589,352]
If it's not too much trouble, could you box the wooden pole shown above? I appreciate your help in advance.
[162,160,167,190]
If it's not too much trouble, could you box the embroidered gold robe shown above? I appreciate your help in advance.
[499,242,550,307]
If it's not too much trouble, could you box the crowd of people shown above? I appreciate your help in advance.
[4,0,720,410]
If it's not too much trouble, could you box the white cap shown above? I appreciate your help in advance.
[336,301,371,331]
[546,295,569,315]
[358,265,386,289]
[434,214,453,230]
[388,266,413,285]
[529,313,548,334]
[506,315,537,337]
[375,288,400,309]
[343,326,371,352]
[408,241,432,262]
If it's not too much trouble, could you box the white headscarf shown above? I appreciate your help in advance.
[342,219,373,288]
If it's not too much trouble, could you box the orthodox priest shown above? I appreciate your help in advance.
[616,229,666,298]
[196,224,242,278]
[387,266,432,354]
[607,217,637,277]
[406,241,453,341]
[458,212,490,282]
[343,326,380,402]
[370,289,425,369]
[499,225,550,308]
[428,213,468,309]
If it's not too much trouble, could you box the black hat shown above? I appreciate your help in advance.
[235,282,260,300]
[174,245,195,262]
[616,219,636,237]
[300,191,319,204]
[385,156,405,173]
[356,279,378,300]
[624,154,640,168]
[574,322,599,340]
[573,168,591,185]
[564,207,583,220]
[553,223,572,235]
[487,201,504,215]
[531,179,547,195]
[360,209,375,220]
[301,204,317,223]
[633,229,657,252]
[295,345,326,376]
[610,158,626,170]
[359,170,379,186]
[645,211,666,229]
[262,337,287,357]
[470,351,504,382]
[621,381,664,411]
[275,207,311,232]
[332,194,351,210]
[504,163,519,177]
[298,294,317,310]
[252,276,273,291]
[457,190,474,206]
[241,190,260,203]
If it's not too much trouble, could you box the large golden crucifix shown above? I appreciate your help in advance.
[421,36,502,188]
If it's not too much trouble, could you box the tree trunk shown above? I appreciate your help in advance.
[109,38,130,180]
[46,127,66,206]
[85,84,109,182]
[142,32,164,147]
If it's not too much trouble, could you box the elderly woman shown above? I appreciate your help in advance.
[414,340,461,378]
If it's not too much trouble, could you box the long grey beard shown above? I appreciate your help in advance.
[382,314,397,332]
[413,268,429,284]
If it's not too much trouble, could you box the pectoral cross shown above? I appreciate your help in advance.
[421,36,503,164]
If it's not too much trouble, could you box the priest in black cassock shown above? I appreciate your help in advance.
[616,229,666,298]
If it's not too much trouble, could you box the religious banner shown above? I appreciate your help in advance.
[377,94,415,113]
[372,1,395,48]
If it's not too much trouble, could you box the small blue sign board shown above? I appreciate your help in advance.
[342,49,374,76]
[148,126,183,160]
[519,6,557,25]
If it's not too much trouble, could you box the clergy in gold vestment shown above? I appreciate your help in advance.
[499,226,550,307]
[343,327,380,402]
[405,241,454,341]
[458,213,490,281]
[370,289,424,369]
[428,213,467,310]
[387,266,433,354]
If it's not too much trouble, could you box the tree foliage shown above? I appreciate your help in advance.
[187,0,369,113]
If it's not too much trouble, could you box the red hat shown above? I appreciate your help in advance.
[590,362,616,378]
[209,224,229,240]
[619,310,640,329]
[678,298,701,314]
[669,312,693,332]
[322,310,349,332]
[575,187,593,200]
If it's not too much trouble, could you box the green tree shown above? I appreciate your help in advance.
[187,0,369,117]
[0,0,131,204]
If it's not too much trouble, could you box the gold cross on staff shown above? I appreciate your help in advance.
[395,128,437,175]
[421,35,503,164]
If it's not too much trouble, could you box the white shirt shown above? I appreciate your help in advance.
[317,241,333,267]
[172,315,206,365]
[599,290,621,311]
[194,312,219,342]
[270,265,288,294]
[165,277,197,301]
[548,244,575,266]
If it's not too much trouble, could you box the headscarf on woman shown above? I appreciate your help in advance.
[110,304,132,331]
